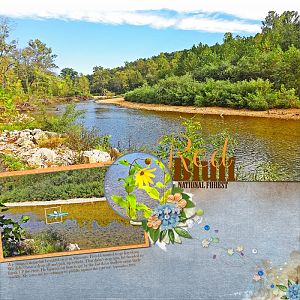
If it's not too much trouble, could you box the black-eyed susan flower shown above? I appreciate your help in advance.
[135,168,156,188]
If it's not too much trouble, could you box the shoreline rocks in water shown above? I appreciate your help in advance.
[0,129,112,169]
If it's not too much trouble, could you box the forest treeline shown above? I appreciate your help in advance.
[90,11,300,110]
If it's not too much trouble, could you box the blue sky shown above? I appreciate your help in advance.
[10,18,228,74]
[1,0,299,74]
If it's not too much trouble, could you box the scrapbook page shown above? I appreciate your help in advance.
[0,1,299,299]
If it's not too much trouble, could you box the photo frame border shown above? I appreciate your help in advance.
[0,162,150,262]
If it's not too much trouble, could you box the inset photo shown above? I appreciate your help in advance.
[104,153,173,221]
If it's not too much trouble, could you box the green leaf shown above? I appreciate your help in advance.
[118,159,130,166]
[180,210,187,219]
[179,215,187,222]
[141,220,149,232]
[154,159,165,170]
[181,193,190,200]
[140,186,161,201]
[184,198,195,208]
[164,172,171,184]
[172,186,183,194]
[111,195,128,208]
[126,194,137,219]
[21,216,30,223]
[149,228,160,243]
[174,227,193,239]
[129,163,142,175]
[168,229,175,244]
[129,168,136,176]
[124,176,135,194]
[161,188,172,203]
[276,285,288,292]
[125,183,135,194]
[155,182,165,189]
[159,230,167,242]
[136,203,152,218]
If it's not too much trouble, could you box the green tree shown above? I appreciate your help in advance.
[60,67,78,81]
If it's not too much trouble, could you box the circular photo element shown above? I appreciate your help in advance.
[104,152,173,221]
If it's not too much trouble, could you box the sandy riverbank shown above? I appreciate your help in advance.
[95,97,300,120]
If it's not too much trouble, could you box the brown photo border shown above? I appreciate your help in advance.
[0,162,150,262]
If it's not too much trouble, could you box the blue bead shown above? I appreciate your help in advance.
[270,284,275,288]
[258,270,264,276]
[204,225,210,231]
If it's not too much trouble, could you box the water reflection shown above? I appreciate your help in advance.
[49,101,300,180]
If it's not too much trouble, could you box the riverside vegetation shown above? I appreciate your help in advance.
[89,11,300,111]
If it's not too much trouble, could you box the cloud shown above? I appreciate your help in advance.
[0,0,299,33]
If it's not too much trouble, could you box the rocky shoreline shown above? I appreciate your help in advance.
[0,129,112,170]
[96,97,300,120]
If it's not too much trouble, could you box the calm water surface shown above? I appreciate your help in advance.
[4,201,145,253]
[49,101,300,180]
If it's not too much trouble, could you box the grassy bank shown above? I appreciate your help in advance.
[0,167,108,203]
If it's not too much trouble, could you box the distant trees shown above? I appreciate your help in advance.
[89,10,300,110]
[0,18,90,119]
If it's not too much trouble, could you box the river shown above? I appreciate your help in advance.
[49,100,300,180]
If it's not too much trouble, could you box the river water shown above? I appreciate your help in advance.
[49,101,300,180]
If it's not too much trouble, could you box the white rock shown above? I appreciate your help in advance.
[66,243,80,251]
[32,131,49,144]
[82,150,111,163]
[18,139,36,149]
[27,148,57,167]
[32,129,42,135]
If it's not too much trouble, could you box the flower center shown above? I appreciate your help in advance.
[140,171,144,175]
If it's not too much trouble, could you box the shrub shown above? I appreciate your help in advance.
[0,154,29,171]
[0,215,30,257]
[37,136,67,149]
[65,126,111,163]
[125,76,300,110]
[39,104,83,133]
[28,230,67,255]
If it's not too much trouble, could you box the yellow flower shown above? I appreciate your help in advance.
[147,215,161,230]
[135,168,156,188]
[167,193,187,209]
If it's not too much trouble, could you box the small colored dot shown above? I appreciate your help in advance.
[241,252,244,256]
[214,229,219,233]
[252,248,258,254]
[258,270,264,276]
[204,225,210,231]
[213,255,216,259]
[270,284,275,289]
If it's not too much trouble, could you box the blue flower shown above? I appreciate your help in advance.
[154,203,180,231]
[286,284,300,300]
